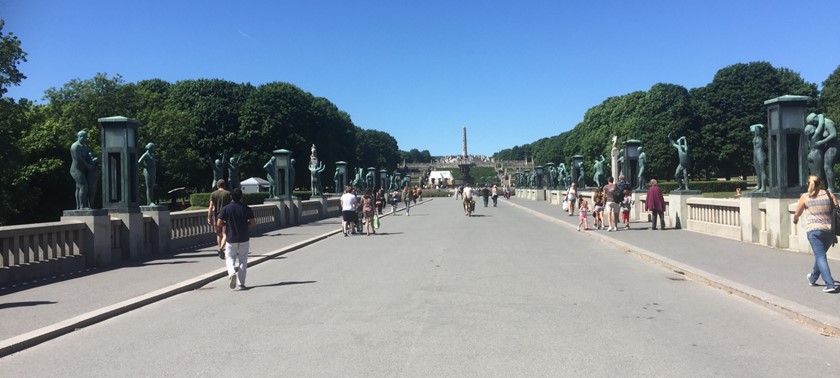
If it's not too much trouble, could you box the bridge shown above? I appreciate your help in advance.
[1,195,840,375]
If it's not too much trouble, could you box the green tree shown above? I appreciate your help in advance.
[820,65,840,121]
[355,128,400,171]
[0,20,27,97]
[691,62,817,179]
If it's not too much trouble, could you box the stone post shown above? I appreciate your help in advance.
[666,191,702,229]
[61,209,111,267]
[141,205,170,255]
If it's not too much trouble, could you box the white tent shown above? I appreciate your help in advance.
[240,177,270,193]
[428,170,454,186]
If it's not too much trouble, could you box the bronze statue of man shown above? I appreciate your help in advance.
[70,130,99,209]
[668,132,691,190]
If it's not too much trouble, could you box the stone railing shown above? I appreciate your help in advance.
[685,198,740,240]
[518,187,837,259]
[0,221,87,284]
[0,197,344,286]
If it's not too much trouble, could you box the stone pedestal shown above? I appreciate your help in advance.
[762,197,798,249]
[312,196,328,217]
[535,189,546,201]
[265,199,286,227]
[632,190,646,221]
[666,190,702,229]
[110,209,145,260]
[61,209,111,267]
[141,205,170,255]
[739,192,766,243]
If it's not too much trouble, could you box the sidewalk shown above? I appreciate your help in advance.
[0,216,348,356]
[506,196,840,337]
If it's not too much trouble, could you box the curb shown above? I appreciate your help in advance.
[506,199,840,338]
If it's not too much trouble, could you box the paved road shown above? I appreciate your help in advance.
[2,198,839,376]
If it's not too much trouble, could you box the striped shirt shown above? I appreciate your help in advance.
[805,191,833,233]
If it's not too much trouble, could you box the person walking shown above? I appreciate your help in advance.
[793,175,840,293]
[592,187,604,229]
[481,185,490,207]
[375,188,385,215]
[390,188,400,215]
[565,182,578,216]
[402,185,412,216]
[340,186,357,236]
[577,196,590,231]
[216,188,255,290]
[491,185,499,207]
[620,189,634,229]
[207,179,232,258]
[463,183,475,216]
[362,189,375,236]
[645,179,666,230]
[603,177,620,231]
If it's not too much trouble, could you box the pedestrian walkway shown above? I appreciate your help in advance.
[506,196,840,336]
[3,194,840,357]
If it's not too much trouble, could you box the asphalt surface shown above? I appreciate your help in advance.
[0,198,840,366]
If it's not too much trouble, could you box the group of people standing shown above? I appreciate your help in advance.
[564,175,666,232]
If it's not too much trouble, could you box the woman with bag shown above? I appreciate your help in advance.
[793,175,840,293]
[362,189,375,236]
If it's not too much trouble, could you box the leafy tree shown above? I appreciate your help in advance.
[355,128,400,171]
[821,65,840,121]
[0,20,27,97]
[690,62,817,179]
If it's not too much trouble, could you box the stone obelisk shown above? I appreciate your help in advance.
[457,127,473,184]
[462,127,468,159]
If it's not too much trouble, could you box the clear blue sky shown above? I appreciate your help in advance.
[3,0,840,157]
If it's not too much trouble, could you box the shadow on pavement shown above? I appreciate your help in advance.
[0,301,57,309]
[244,281,317,290]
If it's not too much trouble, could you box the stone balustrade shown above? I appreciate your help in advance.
[515,187,836,259]
[0,197,344,286]
[0,221,87,284]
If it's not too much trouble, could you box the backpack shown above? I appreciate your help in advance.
[611,185,624,203]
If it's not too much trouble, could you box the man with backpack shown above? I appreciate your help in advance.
[603,176,622,231]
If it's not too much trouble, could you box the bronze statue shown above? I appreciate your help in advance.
[228,154,242,190]
[308,144,325,196]
[264,156,278,198]
[750,124,768,192]
[70,130,99,209]
[208,153,226,191]
[138,142,157,205]
[668,132,691,190]
[636,147,646,190]
[593,155,606,188]
[805,113,838,192]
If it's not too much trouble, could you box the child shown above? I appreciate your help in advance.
[621,190,634,230]
[577,196,590,231]
[592,188,604,230]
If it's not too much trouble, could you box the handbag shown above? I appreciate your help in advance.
[828,191,840,238]
[562,199,569,211]
[373,214,380,229]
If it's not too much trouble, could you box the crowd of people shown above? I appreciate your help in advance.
[562,174,664,233]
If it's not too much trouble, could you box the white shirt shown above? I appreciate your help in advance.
[340,192,356,211]
[463,186,474,199]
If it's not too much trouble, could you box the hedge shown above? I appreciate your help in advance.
[190,191,271,207]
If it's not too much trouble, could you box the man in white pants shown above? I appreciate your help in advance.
[216,188,256,290]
